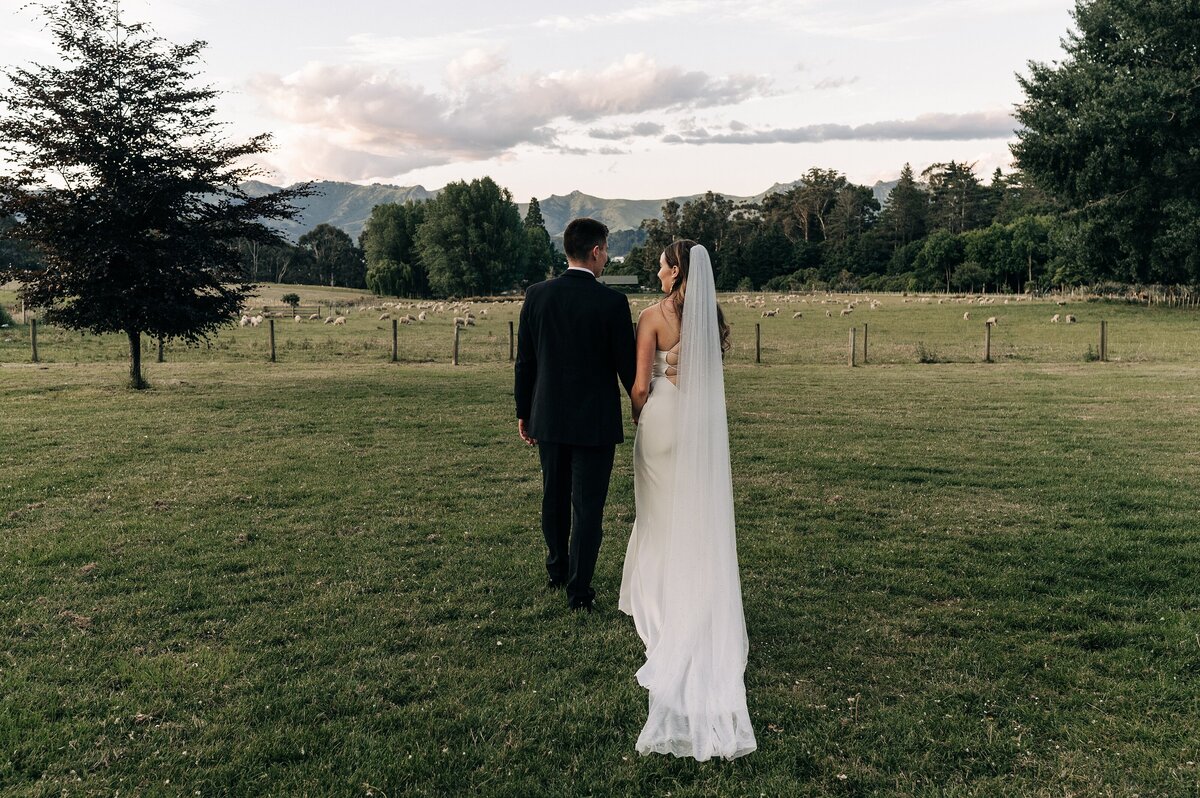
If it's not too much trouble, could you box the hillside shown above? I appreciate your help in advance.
[247,178,900,243]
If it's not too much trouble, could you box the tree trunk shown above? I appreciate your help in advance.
[127,329,146,389]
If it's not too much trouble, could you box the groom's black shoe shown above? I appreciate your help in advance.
[569,599,595,613]
[546,577,566,591]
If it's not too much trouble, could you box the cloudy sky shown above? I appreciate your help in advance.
[0,0,1078,199]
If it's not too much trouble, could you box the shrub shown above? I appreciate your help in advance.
[0,305,13,327]
[915,341,942,364]
[281,292,301,308]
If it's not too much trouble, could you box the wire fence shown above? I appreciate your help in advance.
[3,292,1200,368]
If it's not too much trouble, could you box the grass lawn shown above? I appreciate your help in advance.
[4,282,1200,369]
[4,349,1200,796]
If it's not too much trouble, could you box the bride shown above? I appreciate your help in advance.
[619,240,756,761]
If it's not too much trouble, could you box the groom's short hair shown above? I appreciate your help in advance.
[563,218,609,262]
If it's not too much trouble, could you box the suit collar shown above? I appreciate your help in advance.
[562,268,597,280]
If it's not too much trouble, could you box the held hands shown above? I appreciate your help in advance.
[518,418,537,446]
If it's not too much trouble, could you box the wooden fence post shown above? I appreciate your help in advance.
[755,323,761,364]
[157,337,164,363]
[509,320,515,362]
[269,319,276,363]
[1100,320,1107,362]
[30,318,38,363]
[984,322,992,363]
[848,327,856,367]
[453,324,460,366]
[391,318,399,362]
[21,300,26,324]
[862,322,869,364]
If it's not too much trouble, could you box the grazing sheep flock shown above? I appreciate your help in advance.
[218,290,1112,366]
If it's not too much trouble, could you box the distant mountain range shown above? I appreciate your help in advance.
[245,178,900,244]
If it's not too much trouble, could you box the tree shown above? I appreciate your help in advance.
[281,292,300,309]
[1008,215,1053,290]
[360,201,427,296]
[523,198,559,283]
[418,177,528,297]
[922,161,987,235]
[0,216,40,274]
[878,163,928,251]
[1012,0,1200,284]
[913,230,964,292]
[299,224,363,288]
[0,0,309,388]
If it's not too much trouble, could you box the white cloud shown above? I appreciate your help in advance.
[812,75,859,91]
[248,54,769,181]
[446,49,508,90]
[588,122,667,140]
[663,110,1018,144]
[535,0,712,31]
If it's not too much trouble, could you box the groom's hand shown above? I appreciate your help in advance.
[518,419,537,446]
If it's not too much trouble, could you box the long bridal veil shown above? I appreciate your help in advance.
[634,244,756,760]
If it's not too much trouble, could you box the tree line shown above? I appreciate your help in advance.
[230,177,564,297]
[607,163,1060,294]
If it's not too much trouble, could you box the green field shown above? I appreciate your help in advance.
[4,282,1200,369]
[4,285,1200,796]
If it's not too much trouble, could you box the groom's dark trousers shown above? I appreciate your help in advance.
[514,268,636,609]
[537,442,615,606]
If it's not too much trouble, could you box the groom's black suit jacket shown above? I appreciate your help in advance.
[515,269,637,446]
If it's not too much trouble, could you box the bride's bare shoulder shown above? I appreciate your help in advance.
[637,301,666,323]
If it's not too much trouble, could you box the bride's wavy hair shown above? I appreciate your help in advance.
[662,239,732,353]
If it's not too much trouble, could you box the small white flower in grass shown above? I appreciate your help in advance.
[837,774,848,781]
[496,640,503,646]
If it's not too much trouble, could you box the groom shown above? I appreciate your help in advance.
[514,217,637,611]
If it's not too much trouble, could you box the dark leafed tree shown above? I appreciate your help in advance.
[0,0,311,388]
[361,201,428,297]
[1012,0,1200,284]
[922,161,987,235]
[877,163,928,251]
[299,224,363,288]
[796,167,847,242]
[522,198,559,283]
[418,177,528,297]
[678,191,734,258]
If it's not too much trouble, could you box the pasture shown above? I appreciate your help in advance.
[4,282,1200,369]
[3,283,1200,796]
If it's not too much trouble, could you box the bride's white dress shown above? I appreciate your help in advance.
[619,248,757,762]
[620,349,678,652]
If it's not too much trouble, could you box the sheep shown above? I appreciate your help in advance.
[323,316,336,325]
[239,315,251,327]
[1051,313,1061,323]
[308,313,320,321]
[249,315,264,327]
[417,311,427,321]
[840,308,852,316]
[792,311,803,319]
[1065,314,1077,324]
[379,312,391,320]
[454,316,468,327]
[825,309,832,317]
[963,312,971,321]
[761,309,778,318]
[333,316,346,325]
[480,308,488,317]
[466,316,476,327]
[985,316,998,326]
[399,316,413,325]
[294,315,302,323]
